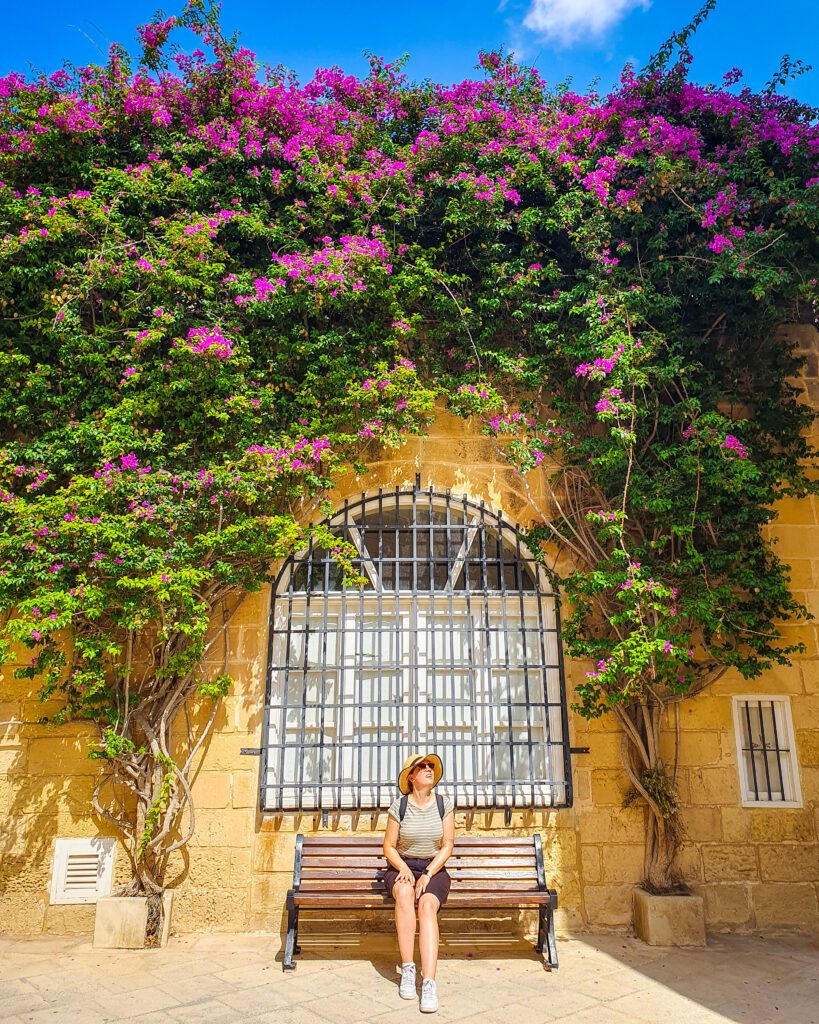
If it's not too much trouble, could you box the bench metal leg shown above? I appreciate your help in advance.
[544,889,559,969]
[283,891,298,971]
[535,893,559,969]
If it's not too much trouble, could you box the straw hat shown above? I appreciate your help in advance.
[398,753,443,795]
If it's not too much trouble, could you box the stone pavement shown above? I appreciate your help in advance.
[0,930,816,1024]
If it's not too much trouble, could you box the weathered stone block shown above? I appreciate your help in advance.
[702,844,759,881]
[688,768,740,806]
[769,525,819,559]
[573,768,592,803]
[172,887,248,932]
[748,808,816,843]
[229,848,252,886]
[679,692,737,733]
[676,845,704,883]
[26,737,99,775]
[759,844,819,882]
[197,733,246,772]
[253,832,298,873]
[676,732,722,766]
[703,883,752,927]
[43,904,95,936]
[541,829,577,869]
[681,806,722,842]
[231,771,259,809]
[584,883,634,927]
[250,872,290,917]
[591,768,628,805]
[751,882,819,930]
[580,845,602,884]
[601,844,644,884]
[185,848,232,887]
[577,806,646,845]
[2,896,47,935]
[796,729,819,765]
[773,498,817,526]
[633,887,706,946]
[190,772,231,809]
[190,809,252,848]
[721,807,753,843]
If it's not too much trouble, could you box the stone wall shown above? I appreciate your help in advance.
[1,327,818,940]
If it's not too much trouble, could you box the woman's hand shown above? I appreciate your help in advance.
[396,864,414,886]
[415,872,430,900]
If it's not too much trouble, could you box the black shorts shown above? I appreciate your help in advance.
[384,856,451,907]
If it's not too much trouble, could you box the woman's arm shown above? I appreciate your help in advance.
[384,816,414,883]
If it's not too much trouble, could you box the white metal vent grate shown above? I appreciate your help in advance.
[50,838,115,905]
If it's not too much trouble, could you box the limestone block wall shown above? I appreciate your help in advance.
[1,332,818,939]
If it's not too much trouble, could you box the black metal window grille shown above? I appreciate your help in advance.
[262,487,572,812]
[735,698,799,803]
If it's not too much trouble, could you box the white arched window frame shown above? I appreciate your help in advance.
[261,487,573,812]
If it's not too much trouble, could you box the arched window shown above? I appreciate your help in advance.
[262,487,572,812]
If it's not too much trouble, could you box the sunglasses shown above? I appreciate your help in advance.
[413,761,435,771]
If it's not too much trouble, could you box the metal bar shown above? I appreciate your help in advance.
[337,506,348,811]
[296,531,315,807]
[756,701,773,801]
[515,529,536,808]
[477,500,498,808]
[376,489,385,809]
[769,699,787,799]
[553,585,572,808]
[744,700,760,800]
[496,509,517,808]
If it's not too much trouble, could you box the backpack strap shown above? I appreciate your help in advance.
[436,794,445,819]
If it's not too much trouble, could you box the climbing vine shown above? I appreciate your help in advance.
[1,0,817,898]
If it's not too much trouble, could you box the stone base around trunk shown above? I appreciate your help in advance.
[93,890,175,949]
[93,896,149,949]
[633,885,706,946]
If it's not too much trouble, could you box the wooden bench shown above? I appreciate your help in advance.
[283,834,558,971]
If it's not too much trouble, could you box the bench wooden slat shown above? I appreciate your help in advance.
[298,878,542,892]
[300,868,539,880]
[301,835,538,843]
[299,845,536,858]
[301,836,536,848]
[299,856,537,869]
[294,892,552,908]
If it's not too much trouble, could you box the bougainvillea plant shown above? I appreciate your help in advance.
[1,0,817,910]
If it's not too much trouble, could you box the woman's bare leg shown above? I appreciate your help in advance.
[393,882,417,964]
[417,894,440,980]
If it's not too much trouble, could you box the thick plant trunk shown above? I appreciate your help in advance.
[615,699,685,893]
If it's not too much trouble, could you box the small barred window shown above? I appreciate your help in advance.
[732,697,802,806]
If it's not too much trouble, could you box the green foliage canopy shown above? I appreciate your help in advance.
[1,1,818,737]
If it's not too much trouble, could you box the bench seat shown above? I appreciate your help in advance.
[284,834,558,970]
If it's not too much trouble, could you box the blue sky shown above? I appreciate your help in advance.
[2,1,818,104]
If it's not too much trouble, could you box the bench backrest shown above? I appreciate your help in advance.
[294,834,546,895]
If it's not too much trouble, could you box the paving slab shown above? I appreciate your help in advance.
[0,931,816,1024]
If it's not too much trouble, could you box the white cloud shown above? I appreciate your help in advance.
[523,0,651,48]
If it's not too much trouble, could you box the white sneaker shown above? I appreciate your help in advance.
[420,978,438,1013]
[398,962,416,999]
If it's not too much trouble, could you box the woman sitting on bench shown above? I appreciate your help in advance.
[383,752,454,1014]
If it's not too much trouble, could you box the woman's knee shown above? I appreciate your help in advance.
[393,883,415,907]
[417,895,440,918]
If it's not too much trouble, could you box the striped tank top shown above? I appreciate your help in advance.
[387,794,454,857]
